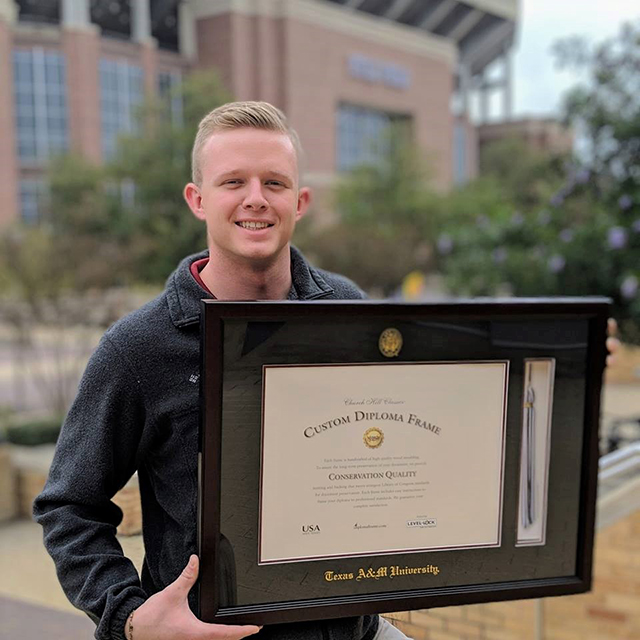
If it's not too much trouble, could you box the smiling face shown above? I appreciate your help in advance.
[184,127,310,267]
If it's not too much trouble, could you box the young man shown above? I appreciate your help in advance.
[34,101,620,640]
[34,102,392,640]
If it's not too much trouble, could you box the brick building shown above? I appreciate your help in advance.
[478,117,574,157]
[0,0,519,225]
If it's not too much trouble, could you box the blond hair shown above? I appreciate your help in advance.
[191,101,303,185]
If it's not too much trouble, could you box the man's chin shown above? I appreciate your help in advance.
[233,244,289,266]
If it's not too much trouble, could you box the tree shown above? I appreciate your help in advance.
[0,71,232,415]
[27,69,231,286]
[110,70,232,282]
[438,21,640,342]
[0,229,131,416]
[479,136,567,209]
[554,22,640,190]
[298,127,439,296]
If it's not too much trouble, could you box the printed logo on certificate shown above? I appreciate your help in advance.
[259,361,509,564]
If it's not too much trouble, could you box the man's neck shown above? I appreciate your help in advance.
[199,246,293,300]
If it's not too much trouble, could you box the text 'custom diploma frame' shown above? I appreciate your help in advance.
[260,362,508,564]
[198,299,610,626]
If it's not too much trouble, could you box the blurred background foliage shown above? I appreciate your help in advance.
[0,71,231,414]
[433,22,640,342]
[108,70,231,280]
[0,24,638,342]
[0,70,229,301]
[297,125,439,296]
[302,21,640,341]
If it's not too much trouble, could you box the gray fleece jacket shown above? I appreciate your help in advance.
[33,247,378,640]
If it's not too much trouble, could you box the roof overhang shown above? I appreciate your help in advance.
[325,0,519,75]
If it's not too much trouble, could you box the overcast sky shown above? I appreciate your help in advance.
[512,0,640,118]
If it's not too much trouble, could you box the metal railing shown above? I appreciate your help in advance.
[599,442,640,483]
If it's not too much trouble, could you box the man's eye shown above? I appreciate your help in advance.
[266,181,284,187]
[224,180,242,185]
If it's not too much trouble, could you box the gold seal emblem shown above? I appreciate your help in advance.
[363,427,384,449]
[379,328,402,358]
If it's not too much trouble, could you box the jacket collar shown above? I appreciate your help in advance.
[166,246,334,327]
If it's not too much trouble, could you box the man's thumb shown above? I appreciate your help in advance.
[170,554,199,599]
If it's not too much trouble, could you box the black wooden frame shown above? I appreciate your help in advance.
[198,299,609,624]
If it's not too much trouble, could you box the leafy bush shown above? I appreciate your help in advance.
[299,126,439,297]
[5,418,62,446]
[437,22,640,342]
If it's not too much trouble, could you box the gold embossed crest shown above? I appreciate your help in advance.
[363,427,384,449]
[379,327,402,358]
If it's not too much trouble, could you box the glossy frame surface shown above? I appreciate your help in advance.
[198,299,609,624]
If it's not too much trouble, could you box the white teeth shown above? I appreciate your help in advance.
[238,221,271,230]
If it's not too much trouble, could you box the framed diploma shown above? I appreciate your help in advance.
[198,299,610,625]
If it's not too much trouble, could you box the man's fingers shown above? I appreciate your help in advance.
[168,554,199,600]
[163,557,262,638]
[606,336,621,368]
[191,620,262,640]
[606,318,621,368]
[196,623,262,640]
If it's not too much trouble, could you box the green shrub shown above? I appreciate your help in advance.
[5,418,62,446]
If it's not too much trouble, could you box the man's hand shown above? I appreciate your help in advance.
[126,555,261,640]
[607,318,621,367]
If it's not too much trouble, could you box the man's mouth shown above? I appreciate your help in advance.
[235,221,274,230]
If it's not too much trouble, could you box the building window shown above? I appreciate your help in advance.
[151,2,180,52]
[453,121,467,185]
[100,58,144,160]
[19,178,49,224]
[16,0,60,26]
[13,48,68,165]
[158,70,183,126]
[336,103,410,172]
[90,1,131,41]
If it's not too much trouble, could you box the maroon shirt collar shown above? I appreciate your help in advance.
[189,257,213,295]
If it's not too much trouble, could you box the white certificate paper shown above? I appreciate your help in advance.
[259,361,508,564]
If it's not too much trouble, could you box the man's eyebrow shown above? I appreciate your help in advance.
[215,170,242,181]
[214,170,293,183]
[264,171,294,183]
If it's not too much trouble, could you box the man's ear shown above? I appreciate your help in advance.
[296,187,312,222]
[184,183,205,221]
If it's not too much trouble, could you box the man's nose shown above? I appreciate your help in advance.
[243,179,268,210]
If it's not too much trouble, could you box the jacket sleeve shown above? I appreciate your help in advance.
[33,334,148,640]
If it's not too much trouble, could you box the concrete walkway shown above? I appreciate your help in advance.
[0,596,95,639]
[0,519,143,639]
